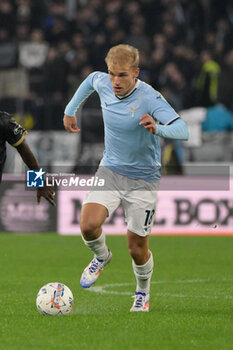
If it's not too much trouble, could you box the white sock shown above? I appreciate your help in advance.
[82,230,109,261]
[132,251,154,294]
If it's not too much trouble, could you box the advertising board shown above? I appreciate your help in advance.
[58,176,233,235]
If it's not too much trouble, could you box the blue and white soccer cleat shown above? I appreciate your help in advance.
[130,292,149,312]
[80,249,112,288]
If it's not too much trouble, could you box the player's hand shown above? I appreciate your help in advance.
[37,186,56,207]
[63,114,80,133]
[139,114,156,135]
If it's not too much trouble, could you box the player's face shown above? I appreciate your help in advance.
[108,63,139,96]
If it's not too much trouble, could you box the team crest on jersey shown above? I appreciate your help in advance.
[128,106,139,118]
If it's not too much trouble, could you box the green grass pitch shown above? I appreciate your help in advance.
[0,234,232,350]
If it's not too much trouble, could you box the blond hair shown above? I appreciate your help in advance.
[105,44,139,69]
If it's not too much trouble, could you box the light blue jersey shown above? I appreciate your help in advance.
[65,72,188,182]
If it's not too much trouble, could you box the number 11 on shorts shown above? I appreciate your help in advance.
[144,209,155,227]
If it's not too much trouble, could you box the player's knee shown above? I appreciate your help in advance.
[128,245,143,261]
[80,217,101,238]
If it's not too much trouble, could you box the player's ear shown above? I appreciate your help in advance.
[135,67,140,78]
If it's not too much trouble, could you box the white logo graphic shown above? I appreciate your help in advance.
[26,168,45,188]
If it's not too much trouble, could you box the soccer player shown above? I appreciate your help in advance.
[63,44,189,311]
[0,110,55,206]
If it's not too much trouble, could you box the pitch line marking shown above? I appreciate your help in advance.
[86,279,233,299]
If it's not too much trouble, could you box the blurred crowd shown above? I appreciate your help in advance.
[0,0,233,153]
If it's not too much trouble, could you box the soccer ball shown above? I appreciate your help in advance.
[36,282,74,316]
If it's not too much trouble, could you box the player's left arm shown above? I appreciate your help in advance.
[16,139,39,170]
[16,140,56,207]
[144,91,189,140]
[4,113,55,206]
[139,114,157,134]
[139,114,189,140]
[155,118,189,140]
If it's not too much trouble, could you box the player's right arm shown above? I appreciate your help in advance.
[16,140,56,207]
[64,72,99,133]
[63,115,80,133]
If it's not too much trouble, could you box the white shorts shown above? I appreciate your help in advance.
[83,166,159,237]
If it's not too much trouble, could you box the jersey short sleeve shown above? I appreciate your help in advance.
[0,111,28,147]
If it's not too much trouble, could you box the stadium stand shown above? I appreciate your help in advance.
[0,0,232,171]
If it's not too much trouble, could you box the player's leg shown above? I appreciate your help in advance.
[80,190,121,288]
[127,230,153,312]
[80,165,122,260]
[80,202,112,288]
[80,202,109,258]
[123,183,158,311]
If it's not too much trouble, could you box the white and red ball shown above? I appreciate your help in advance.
[36,282,74,315]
